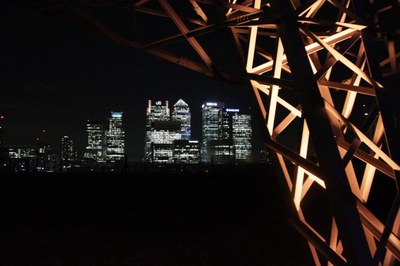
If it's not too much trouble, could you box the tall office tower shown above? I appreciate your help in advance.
[201,102,224,163]
[232,112,252,162]
[106,111,125,162]
[84,120,104,162]
[61,136,76,170]
[172,99,191,140]
[201,104,253,164]
[144,100,170,161]
[210,108,238,164]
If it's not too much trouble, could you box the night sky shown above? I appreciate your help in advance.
[1,2,258,161]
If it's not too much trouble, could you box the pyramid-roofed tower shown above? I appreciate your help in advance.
[174,99,189,107]
[172,99,191,140]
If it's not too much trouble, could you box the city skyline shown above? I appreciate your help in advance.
[1,3,257,161]
[2,98,258,163]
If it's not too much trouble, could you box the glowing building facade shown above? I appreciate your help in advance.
[201,103,252,164]
[232,112,252,162]
[105,111,125,162]
[144,100,170,161]
[150,120,181,163]
[172,99,191,140]
[84,120,104,162]
[172,140,200,164]
[201,102,225,163]
[144,99,197,163]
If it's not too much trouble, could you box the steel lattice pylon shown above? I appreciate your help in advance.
[55,0,399,265]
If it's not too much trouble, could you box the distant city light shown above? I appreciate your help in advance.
[206,102,218,106]
[226,108,240,112]
[111,112,123,118]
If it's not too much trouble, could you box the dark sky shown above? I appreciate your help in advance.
[1,2,259,161]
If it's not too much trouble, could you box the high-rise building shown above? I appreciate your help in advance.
[84,120,104,162]
[61,136,77,170]
[201,102,224,163]
[201,103,253,164]
[106,111,125,162]
[144,100,171,161]
[210,108,236,164]
[144,99,196,163]
[172,99,191,140]
[232,112,252,162]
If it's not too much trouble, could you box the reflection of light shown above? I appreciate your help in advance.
[364,112,368,116]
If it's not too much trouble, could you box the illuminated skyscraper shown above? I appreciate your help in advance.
[201,102,224,163]
[172,99,191,140]
[84,120,104,162]
[106,111,125,162]
[232,112,252,162]
[201,104,253,164]
[144,100,170,161]
[61,136,76,170]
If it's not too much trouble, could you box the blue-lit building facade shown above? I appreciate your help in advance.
[105,111,125,162]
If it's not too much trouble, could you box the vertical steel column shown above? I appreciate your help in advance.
[268,1,372,265]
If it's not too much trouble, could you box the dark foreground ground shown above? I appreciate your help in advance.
[1,165,313,265]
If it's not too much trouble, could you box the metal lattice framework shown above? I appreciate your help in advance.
[50,0,399,265]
